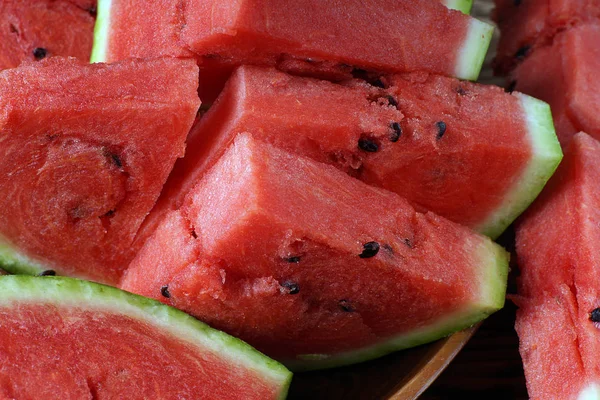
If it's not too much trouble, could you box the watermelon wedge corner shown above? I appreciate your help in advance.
[0,275,292,399]
[515,133,600,400]
[144,66,561,243]
[122,133,509,370]
[0,57,200,284]
[91,0,492,84]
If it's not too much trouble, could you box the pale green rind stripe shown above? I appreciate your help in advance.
[0,239,47,276]
[455,18,494,81]
[90,0,112,63]
[476,94,563,239]
[0,275,292,396]
[443,0,473,14]
[286,240,509,371]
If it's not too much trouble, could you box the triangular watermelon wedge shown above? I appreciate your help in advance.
[0,275,292,399]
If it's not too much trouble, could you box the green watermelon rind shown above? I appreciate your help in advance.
[285,239,509,371]
[0,275,293,398]
[455,18,494,81]
[443,0,473,14]
[90,0,112,63]
[0,239,48,276]
[476,94,563,239]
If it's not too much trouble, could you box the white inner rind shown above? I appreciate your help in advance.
[0,276,292,398]
[476,94,563,239]
[442,0,473,14]
[579,383,600,400]
[0,236,47,276]
[287,239,509,371]
[90,0,112,63]
[455,18,494,81]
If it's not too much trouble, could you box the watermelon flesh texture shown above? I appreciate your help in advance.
[0,0,96,70]
[493,0,600,75]
[141,65,561,244]
[515,133,600,399]
[0,57,200,285]
[93,0,492,102]
[0,276,291,400]
[122,133,509,370]
[511,24,600,146]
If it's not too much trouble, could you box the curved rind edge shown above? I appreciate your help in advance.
[443,0,473,14]
[0,239,48,276]
[0,275,292,396]
[476,94,563,239]
[90,0,112,63]
[286,240,509,371]
[455,18,494,81]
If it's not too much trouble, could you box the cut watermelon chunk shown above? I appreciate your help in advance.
[0,57,200,285]
[143,66,561,243]
[511,23,600,145]
[516,133,600,399]
[493,0,600,74]
[122,133,509,370]
[0,275,292,399]
[92,0,492,102]
[0,0,96,70]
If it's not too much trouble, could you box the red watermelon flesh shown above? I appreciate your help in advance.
[493,0,600,75]
[515,133,600,399]
[0,57,200,285]
[0,276,292,400]
[0,0,96,70]
[141,65,561,244]
[122,133,508,369]
[512,23,600,145]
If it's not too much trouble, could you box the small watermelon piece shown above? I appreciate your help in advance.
[0,0,96,70]
[144,66,561,243]
[0,275,292,399]
[511,23,600,145]
[122,133,509,370]
[0,57,200,284]
[515,133,600,399]
[493,0,600,75]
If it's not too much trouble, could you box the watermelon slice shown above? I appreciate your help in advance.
[0,57,200,285]
[0,275,292,399]
[92,0,493,102]
[511,23,600,145]
[493,0,600,74]
[515,132,600,399]
[142,66,561,243]
[0,0,96,70]
[122,133,509,370]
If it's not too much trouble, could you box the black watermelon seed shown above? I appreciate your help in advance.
[190,228,198,239]
[386,95,399,108]
[160,285,171,298]
[88,6,97,16]
[506,80,518,93]
[359,241,380,258]
[282,281,300,295]
[351,68,368,80]
[104,210,115,218]
[285,256,301,263]
[389,122,402,142]
[111,153,123,168]
[339,299,355,312]
[590,308,600,323]
[403,238,413,249]
[371,78,386,88]
[33,47,47,60]
[436,121,447,140]
[38,270,56,276]
[358,137,379,153]
[456,86,467,96]
[515,45,531,61]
